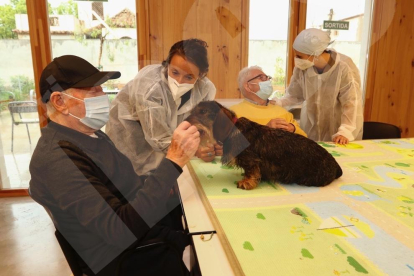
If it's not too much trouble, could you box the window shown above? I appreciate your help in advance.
[92,2,103,21]
[0,0,39,189]
[49,16,59,26]
[47,0,138,84]
[47,0,138,133]
[306,0,374,93]
[248,0,290,97]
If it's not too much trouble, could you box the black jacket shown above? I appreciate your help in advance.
[29,121,189,275]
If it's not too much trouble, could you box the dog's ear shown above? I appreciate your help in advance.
[213,105,237,143]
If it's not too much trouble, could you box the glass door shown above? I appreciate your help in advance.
[0,0,39,190]
[47,0,139,106]
[305,0,374,94]
[47,0,138,134]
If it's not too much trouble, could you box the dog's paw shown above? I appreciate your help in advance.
[237,179,258,190]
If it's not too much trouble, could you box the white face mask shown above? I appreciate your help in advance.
[249,80,273,100]
[294,57,315,70]
[167,75,196,101]
[63,93,110,130]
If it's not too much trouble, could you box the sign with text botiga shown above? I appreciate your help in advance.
[323,20,349,30]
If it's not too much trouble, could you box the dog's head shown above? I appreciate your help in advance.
[186,101,237,146]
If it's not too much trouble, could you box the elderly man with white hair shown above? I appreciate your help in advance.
[230,65,306,137]
[273,28,363,145]
[30,55,200,275]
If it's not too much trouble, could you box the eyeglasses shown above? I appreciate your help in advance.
[247,74,272,83]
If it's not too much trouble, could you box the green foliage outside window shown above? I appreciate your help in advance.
[0,75,34,111]
[9,75,34,101]
[0,0,77,39]
[272,57,286,87]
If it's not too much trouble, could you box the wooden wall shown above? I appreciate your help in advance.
[137,0,249,99]
[27,0,414,137]
[27,0,52,128]
[364,0,414,137]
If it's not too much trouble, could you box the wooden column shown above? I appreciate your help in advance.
[287,0,307,86]
[364,0,414,137]
[26,0,51,128]
[139,0,248,99]
[240,0,250,71]
[136,0,151,69]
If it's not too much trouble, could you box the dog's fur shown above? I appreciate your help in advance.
[186,101,342,190]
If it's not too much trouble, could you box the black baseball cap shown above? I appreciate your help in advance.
[39,55,121,103]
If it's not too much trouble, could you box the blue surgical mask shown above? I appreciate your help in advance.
[250,80,273,100]
[63,93,110,130]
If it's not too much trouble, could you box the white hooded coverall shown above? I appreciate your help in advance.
[106,64,216,175]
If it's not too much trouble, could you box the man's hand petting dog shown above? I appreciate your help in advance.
[166,121,200,168]
[266,118,295,133]
[196,142,223,162]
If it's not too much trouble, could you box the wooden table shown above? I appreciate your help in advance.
[178,139,414,276]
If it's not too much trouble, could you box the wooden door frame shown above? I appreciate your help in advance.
[363,0,382,121]
[0,190,30,198]
[27,0,51,128]
[0,0,51,196]
[136,0,151,69]
[241,0,250,70]
[287,0,307,86]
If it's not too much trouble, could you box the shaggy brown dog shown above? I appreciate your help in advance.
[186,101,342,190]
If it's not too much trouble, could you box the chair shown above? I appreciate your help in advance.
[8,101,39,151]
[288,107,301,120]
[0,91,15,115]
[55,230,84,276]
[362,121,401,140]
[115,239,187,276]
[55,230,187,276]
[29,89,35,101]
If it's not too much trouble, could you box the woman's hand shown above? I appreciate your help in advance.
[214,142,223,156]
[333,135,349,145]
[196,142,223,162]
[196,143,215,162]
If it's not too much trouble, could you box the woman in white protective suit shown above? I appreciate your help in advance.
[106,39,218,175]
[273,28,363,145]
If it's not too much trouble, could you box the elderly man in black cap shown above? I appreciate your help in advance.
[29,55,200,276]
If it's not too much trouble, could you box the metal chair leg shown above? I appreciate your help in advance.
[11,123,14,152]
[25,124,31,144]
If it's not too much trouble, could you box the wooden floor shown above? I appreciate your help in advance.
[0,196,71,276]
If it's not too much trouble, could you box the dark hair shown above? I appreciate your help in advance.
[162,39,209,78]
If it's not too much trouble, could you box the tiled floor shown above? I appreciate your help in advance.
[0,196,71,276]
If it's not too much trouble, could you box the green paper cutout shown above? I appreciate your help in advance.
[347,256,368,274]
[335,244,347,254]
[243,241,254,251]
[301,248,314,259]
[318,142,335,148]
[395,162,410,167]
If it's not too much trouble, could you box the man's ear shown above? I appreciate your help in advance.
[49,92,69,115]
[243,82,252,93]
